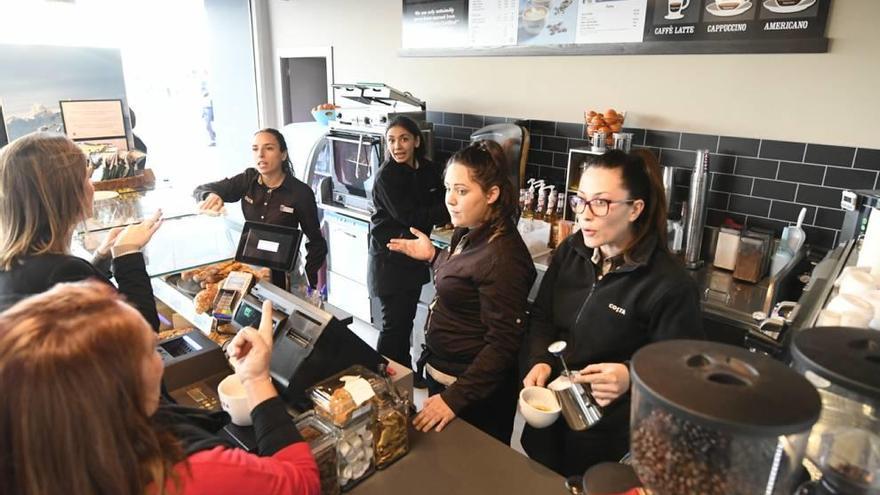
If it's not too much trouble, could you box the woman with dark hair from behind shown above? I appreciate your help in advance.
[368,115,448,373]
[0,280,319,495]
[194,128,327,289]
[387,140,536,444]
[520,149,704,477]
[0,132,161,329]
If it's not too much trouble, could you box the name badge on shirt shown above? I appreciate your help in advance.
[280,204,295,214]
[243,195,254,204]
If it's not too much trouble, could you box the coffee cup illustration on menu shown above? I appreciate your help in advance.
[665,0,690,20]
[706,0,753,17]
[763,0,815,14]
[522,4,549,35]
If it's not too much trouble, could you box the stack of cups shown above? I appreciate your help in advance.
[820,267,880,329]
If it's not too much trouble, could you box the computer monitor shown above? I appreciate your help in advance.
[59,99,129,150]
[235,221,303,272]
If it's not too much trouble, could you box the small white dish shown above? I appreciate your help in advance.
[763,0,815,14]
[665,12,685,20]
[706,0,753,17]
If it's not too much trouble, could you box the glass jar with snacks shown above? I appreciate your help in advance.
[295,411,341,495]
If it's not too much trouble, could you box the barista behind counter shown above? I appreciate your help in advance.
[521,150,705,477]
[194,128,327,290]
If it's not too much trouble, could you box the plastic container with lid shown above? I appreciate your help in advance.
[733,234,766,283]
[791,327,880,494]
[713,227,741,271]
[332,412,376,491]
[308,365,381,428]
[630,340,822,495]
[372,391,410,469]
[371,364,410,469]
[295,411,341,495]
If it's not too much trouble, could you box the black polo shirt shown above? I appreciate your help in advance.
[193,168,327,287]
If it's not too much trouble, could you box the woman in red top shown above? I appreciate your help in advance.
[0,280,319,495]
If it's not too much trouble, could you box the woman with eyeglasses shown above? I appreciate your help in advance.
[520,149,704,477]
[387,140,536,444]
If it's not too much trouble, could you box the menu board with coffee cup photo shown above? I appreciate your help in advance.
[401,0,832,55]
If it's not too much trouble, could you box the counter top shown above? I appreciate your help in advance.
[83,186,207,233]
[74,214,243,278]
[350,420,564,495]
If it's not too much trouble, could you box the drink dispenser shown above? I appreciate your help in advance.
[791,327,880,495]
[630,340,822,495]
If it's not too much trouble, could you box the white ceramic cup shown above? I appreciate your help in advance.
[519,386,561,429]
[522,5,548,35]
[668,0,690,16]
[218,374,252,426]
[826,294,874,328]
[839,269,878,296]
[715,0,745,10]
[531,0,552,7]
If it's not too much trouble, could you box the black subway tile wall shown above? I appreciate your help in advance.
[426,111,880,251]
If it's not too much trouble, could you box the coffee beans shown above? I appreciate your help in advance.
[631,409,780,495]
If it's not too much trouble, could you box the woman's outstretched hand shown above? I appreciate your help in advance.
[387,227,436,262]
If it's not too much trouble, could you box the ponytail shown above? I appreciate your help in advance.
[586,149,668,255]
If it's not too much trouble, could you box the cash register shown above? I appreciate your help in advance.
[159,221,386,417]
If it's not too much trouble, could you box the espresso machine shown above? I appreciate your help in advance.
[840,189,880,244]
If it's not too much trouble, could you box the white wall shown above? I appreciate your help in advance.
[267,0,880,148]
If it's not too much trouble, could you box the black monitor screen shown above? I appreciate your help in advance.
[235,221,302,272]
[233,299,262,329]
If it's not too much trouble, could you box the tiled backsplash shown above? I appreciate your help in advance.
[427,111,880,251]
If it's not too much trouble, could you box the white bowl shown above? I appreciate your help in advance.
[519,386,560,429]
[217,374,252,426]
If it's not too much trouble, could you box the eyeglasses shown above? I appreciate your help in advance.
[569,195,635,217]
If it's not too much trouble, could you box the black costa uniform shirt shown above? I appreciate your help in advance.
[193,168,327,287]
[368,157,448,296]
[527,233,705,373]
[426,220,537,413]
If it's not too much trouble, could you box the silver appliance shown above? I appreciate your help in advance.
[685,150,710,269]
[469,122,530,190]
[840,189,880,244]
[305,83,432,214]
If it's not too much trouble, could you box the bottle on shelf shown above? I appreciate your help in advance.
[548,191,566,248]
[535,183,552,221]
[522,178,538,219]
[530,180,545,219]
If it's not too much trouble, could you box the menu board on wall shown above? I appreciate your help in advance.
[401,0,830,56]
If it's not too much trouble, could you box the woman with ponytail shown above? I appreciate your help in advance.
[193,128,327,290]
[387,140,536,444]
[521,149,704,477]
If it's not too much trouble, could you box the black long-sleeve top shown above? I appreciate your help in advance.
[527,233,705,374]
[193,168,327,287]
[0,252,160,330]
[368,158,448,296]
[425,220,536,413]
